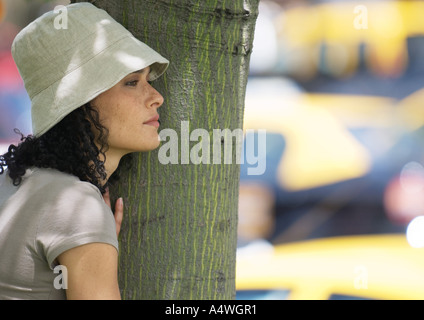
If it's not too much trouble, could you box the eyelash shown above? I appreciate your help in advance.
[125,79,152,87]
[125,80,139,87]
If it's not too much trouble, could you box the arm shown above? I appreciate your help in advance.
[58,242,121,300]
[57,189,124,300]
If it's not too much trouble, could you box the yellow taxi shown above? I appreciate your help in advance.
[236,234,424,300]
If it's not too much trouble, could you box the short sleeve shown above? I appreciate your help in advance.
[34,181,119,269]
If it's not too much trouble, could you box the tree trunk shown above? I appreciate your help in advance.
[71,0,259,300]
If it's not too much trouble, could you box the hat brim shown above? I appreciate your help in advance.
[31,35,169,137]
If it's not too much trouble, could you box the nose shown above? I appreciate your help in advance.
[147,83,164,109]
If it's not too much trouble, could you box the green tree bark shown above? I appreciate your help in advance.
[72,0,259,300]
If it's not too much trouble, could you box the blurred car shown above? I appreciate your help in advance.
[237,0,424,247]
[236,234,424,300]
[272,0,424,80]
[237,77,420,243]
[241,79,400,193]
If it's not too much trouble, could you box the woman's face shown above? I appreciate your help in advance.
[91,66,164,156]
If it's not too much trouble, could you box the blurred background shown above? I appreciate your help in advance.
[2,0,424,300]
[0,0,69,153]
[237,0,424,300]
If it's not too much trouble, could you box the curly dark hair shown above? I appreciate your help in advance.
[0,103,129,194]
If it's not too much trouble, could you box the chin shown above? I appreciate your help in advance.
[138,137,161,152]
[148,139,161,151]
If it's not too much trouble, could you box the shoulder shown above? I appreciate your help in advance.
[25,168,118,268]
[26,167,112,226]
[18,167,108,215]
[25,167,103,199]
[3,167,106,216]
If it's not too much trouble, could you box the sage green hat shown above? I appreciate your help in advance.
[11,2,169,137]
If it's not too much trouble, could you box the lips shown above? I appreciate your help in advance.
[143,114,160,128]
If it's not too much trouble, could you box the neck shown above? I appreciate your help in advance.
[99,148,127,185]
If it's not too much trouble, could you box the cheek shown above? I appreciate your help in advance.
[93,93,159,151]
[106,105,145,141]
[99,98,135,129]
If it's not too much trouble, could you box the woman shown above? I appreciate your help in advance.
[0,3,168,299]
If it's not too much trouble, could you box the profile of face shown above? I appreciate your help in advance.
[91,66,164,157]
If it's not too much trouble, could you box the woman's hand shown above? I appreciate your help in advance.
[102,188,124,237]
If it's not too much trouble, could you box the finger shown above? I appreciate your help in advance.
[102,187,111,208]
[115,197,124,237]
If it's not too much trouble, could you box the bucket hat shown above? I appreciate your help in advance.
[11,2,169,137]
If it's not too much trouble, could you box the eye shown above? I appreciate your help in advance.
[125,80,139,87]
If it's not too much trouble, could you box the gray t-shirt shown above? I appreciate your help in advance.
[0,167,118,299]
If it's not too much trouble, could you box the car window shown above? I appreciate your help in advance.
[329,293,375,300]
[236,289,290,300]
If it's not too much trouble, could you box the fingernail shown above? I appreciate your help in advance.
[118,197,123,205]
